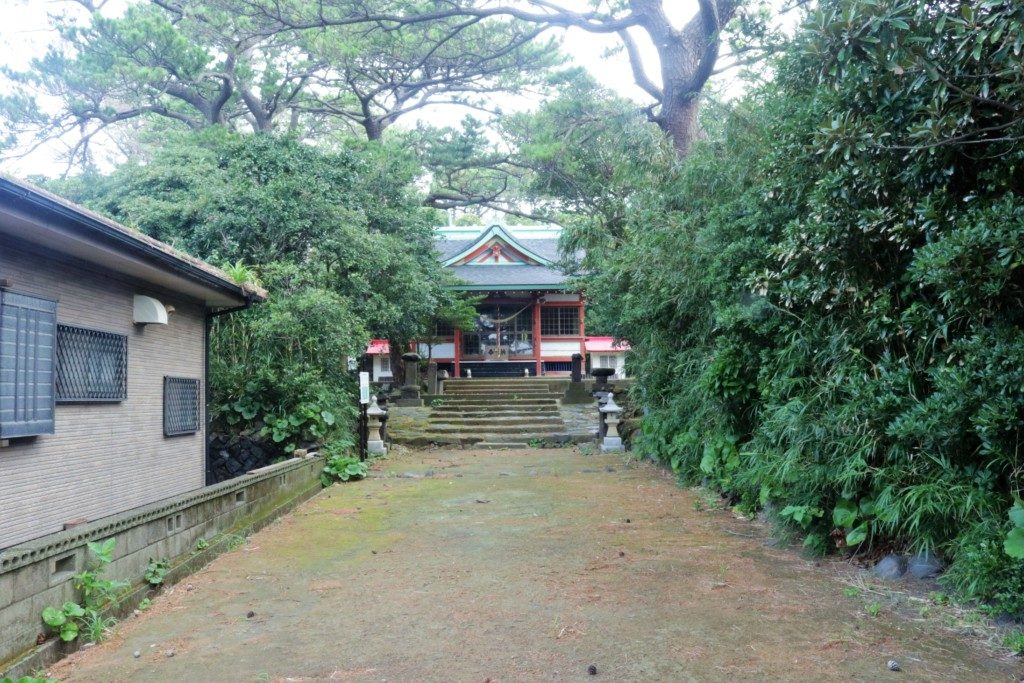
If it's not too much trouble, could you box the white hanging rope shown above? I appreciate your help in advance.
[477,303,533,326]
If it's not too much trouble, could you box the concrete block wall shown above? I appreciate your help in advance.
[0,455,322,675]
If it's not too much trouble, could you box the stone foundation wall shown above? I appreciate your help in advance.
[0,455,323,677]
[207,433,290,484]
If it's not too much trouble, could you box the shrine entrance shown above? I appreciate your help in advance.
[460,304,534,362]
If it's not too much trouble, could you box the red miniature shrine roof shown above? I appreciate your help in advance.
[584,337,630,352]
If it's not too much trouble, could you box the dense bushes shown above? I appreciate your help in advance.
[48,131,449,453]
[558,0,1024,613]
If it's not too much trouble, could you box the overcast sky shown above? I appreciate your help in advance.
[0,0,772,177]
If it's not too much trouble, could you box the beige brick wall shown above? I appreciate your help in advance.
[0,236,206,549]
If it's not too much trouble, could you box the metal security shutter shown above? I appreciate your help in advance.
[0,291,57,438]
[164,376,200,436]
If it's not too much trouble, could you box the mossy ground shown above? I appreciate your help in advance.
[50,448,1019,681]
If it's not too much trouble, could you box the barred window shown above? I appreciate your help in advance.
[380,355,391,374]
[540,307,579,336]
[56,325,127,402]
[434,320,455,337]
[164,377,200,436]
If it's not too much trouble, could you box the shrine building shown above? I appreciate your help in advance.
[368,223,628,380]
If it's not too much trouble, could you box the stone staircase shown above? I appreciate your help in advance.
[426,378,570,448]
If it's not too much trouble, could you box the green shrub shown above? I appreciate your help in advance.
[320,439,369,485]
[547,0,1024,613]
[41,539,128,644]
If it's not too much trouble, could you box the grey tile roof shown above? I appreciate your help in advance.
[435,238,475,261]
[449,265,568,288]
[434,237,562,263]
[515,238,561,262]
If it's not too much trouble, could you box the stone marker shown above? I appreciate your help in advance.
[571,352,584,382]
[427,362,439,395]
[396,352,423,406]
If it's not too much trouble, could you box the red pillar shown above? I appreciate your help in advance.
[454,328,462,378]
[578,296,586,356]
[533,296,542,376]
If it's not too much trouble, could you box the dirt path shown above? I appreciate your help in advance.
[51,448,1020,682]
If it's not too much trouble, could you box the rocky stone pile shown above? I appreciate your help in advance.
[207,433,287,483]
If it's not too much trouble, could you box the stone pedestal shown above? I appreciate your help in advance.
[599,395,624,452]
[367,403,387,455]
[396,352,423,406]
[563,380,592,404]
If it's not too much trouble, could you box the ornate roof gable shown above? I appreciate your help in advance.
[441,225,554,267]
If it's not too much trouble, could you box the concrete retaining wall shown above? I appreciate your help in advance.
[0,455,323,677]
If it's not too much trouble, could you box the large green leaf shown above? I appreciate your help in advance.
[1008,502,1024,528]
[846,523,868,546]
[1005,528,1024,559]
[41,606,66,627]
[832,499,858,528]
[60,621,80,641]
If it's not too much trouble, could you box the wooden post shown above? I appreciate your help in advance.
[533,295,542,376]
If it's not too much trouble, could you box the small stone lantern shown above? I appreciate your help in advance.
[367,402,387,455]
[599,394,624,452]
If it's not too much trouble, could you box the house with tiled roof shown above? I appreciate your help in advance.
[0,176,265,550]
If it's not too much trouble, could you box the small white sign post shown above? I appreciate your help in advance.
[358,371,371,460]
[359,371,371,405]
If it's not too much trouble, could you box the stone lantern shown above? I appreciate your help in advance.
[367,402,387,455]
[599,394,624,452]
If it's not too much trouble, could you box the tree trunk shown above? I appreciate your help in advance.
[660,96,701,157]
[362,117,383,141]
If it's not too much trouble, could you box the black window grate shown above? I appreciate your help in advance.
[56,325,127,402]
[164,376,200,436]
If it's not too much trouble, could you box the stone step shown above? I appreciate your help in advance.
[387,432,588,447]
[426,424,565,435]
[444,387,565,393]
[475,433,574,444]
[434,397,559,406]
[475,442,529,449]
[427,416,565,427]
[430,405,561,417]
[443,379,556,385]
[442,388,558,395]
